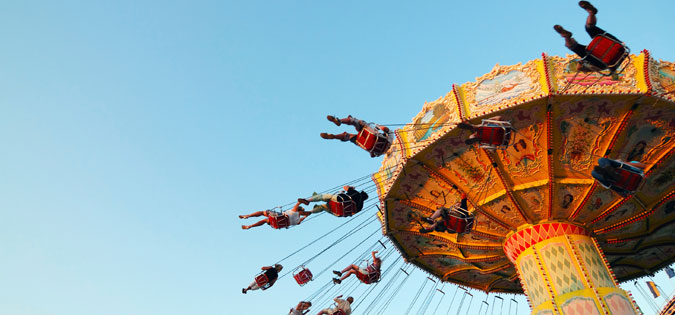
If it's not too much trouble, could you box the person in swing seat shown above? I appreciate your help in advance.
[242,264,283,294]
[316,295,353,315]
[331,251,381,285]
[591,158,646,197]
[457,116,510,146]
[239,201,311,230]
[297,186,368,217]
[320,115,394,157]
[289,301,312,315]
[553,1,624,72]
[418,193,474,234]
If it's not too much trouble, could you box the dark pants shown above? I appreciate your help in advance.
[591,158,620,187]
[569,25,620,70]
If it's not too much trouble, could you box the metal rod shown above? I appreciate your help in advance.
[491,296,503,315]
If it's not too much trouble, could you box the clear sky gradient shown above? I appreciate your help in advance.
[1,1,674,314]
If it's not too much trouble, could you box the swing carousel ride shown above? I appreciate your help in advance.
[373,51,675,315]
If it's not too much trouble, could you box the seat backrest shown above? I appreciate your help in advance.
[329,195,358,217]
[616,168,642,192]
[255,274,269,287]
[293,268,313,285]
[587,35,627,67]
[444,216,468,233]
[476,126,506,145]
[356,269,379,284]
[356,128,378,151]
[357,127,391,156]
[268,214,290,229]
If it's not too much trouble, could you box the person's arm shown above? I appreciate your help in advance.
[290,201,302,212]
[628,161,647,169]
[262,266,272,270]
[333,295,343,302]
[375,124,390,133]
[343,185,354,191]
[371,251,378,260]
[297,215,309,225]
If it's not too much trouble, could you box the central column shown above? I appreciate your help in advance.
[503,223,640,315]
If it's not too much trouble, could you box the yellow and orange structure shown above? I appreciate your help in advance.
[373,51,675,315]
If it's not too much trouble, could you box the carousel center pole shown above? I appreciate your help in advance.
[503,222,641,315]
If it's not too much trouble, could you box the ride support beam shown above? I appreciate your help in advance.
[503,223,640,315]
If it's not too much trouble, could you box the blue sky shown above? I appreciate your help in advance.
[1,1,674,314]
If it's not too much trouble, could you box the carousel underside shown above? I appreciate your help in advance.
[373,51,675,298]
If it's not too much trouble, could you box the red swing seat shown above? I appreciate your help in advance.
[613,167,643,192]
[442,208,474,234]
[474,119,514,150]
[328,196,358,217]
[267,212,290,229]
[476,127,505,145]
[355,126,391,157]
[254,273,273,290]
[586,34,629,70]
[293,267,313,286]
[356,265,380,284]
[332,310,347,315]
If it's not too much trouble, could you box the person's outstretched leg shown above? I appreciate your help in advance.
[429,209,442,220]
[339,270,357,281]
[580,1,619,42]
[341,264,359,274]
[304,193,336,214]
[340,116,368,133]
[242,218,268,230]
[327,115,341,126]
[579,1,597,27]
[554,25,581,52]
[457,122,475,132]
[321,132,353,141]
[465,134,480,145]
[242,281,259,294]
[419,222,440,233]
[239,210,266,219]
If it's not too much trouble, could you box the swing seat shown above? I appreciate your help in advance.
[328,195,358,217]
[443,209,475,234]
[355,126,391,157]
[268,212,290,229]
[356,266,380,284]
[609,164,644,195]
[254,273,273,290]
[332,310,347,315]
[475,119,514,150]
[293,267,313,286]
[585,34,629,70]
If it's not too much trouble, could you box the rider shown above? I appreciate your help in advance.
[553,1,623,72]
[242,264,283,294]
[591,158,646,196]
[457,116,508,146]
[298,186,368,217]
[418,193,473,234]
[289,301,312,315]
[332,251,381,284]
[239,201,311,230]
[320,115,394,157]
[316,295,353,315]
